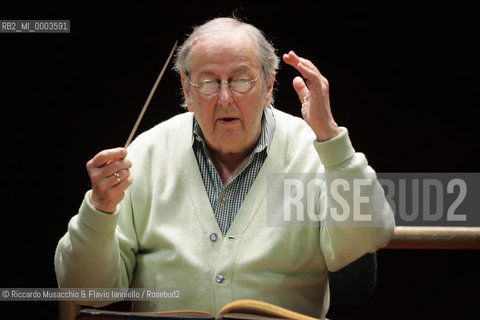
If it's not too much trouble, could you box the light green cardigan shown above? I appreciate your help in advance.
[55,107,394,318]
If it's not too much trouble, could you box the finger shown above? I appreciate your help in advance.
[284,52,322,86]
[283,51,317,71]
[292,76,310,102]
[282,51,296,67]
[89,147,127,168]
[105,175,133,202]
[92,168,131,199]
[87,158,132,188]
[114,174,133,190]
[90,175,133,213]
[88,156,131,176]
[110,168,131,185]
[102,158,132,178]
[295,62,323,87]
[283,50,302,68]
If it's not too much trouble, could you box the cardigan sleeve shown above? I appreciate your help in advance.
[54,190,138,307]
[314,128,395,272]
[53,113,191,307]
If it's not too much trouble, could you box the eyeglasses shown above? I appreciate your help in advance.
[188,74,261,96]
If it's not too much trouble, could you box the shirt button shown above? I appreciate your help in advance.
[195,136,203,142]
[209,233,218,241]
[215,274,225,283]
[221,196,227,204]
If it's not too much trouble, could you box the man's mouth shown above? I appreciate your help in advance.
[218,117,239,124]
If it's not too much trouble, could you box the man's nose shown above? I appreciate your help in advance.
[217,82,233,107]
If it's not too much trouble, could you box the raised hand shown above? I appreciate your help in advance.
[283,51,341,141]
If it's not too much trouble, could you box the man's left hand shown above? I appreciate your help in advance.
[283,51,341,141]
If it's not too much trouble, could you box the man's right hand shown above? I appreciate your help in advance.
[86,147,133,213]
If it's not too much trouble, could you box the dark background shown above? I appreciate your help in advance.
[0,1,479,319]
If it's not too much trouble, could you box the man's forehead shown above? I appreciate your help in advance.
[189,29,259,65]
[199,66,249,76]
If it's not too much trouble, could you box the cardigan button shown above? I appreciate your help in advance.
[209,233,218,241]
[215,274,225,283]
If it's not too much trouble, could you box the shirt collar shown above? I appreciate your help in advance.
[192,106,276,154]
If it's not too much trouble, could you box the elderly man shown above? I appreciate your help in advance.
[55,17,394,318]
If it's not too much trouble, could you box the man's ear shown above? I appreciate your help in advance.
[263,71,276,108]
[181,73,194,112]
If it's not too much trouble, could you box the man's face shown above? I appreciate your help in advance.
[181,29,274,156]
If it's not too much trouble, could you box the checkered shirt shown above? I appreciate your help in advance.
[192,107,275,236]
